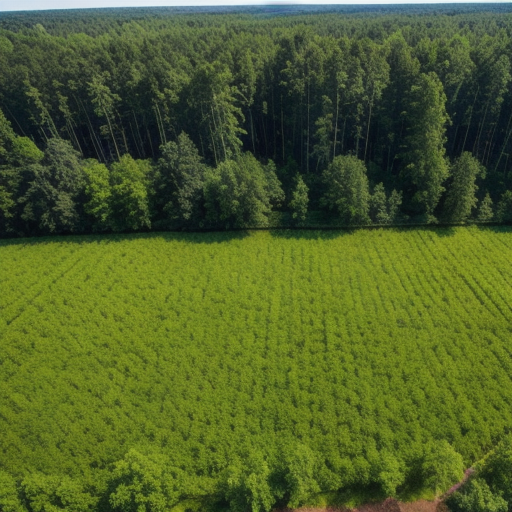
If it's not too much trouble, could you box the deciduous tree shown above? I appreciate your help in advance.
[321,154,370,224]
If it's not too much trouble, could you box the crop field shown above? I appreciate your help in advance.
[1,227,512,505]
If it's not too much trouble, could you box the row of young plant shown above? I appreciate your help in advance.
[2,230,512,511]
[1,107,509,239]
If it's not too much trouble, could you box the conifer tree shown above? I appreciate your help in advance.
[403,72,450,223]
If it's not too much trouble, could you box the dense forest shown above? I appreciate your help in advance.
[2,7,512,512]
[2,5,512,236]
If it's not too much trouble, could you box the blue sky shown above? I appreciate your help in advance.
[0,0,509,12]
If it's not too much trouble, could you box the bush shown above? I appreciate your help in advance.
[446,477,507,512]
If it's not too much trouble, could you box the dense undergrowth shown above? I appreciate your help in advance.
[1,227,512,511]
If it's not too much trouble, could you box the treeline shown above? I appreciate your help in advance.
[447,435,512,512]
[2,6,512,236]
[1,435,511,512]
[0,440,475,512]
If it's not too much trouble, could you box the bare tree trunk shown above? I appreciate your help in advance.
[333,91,339,160]
[363,90,374,163]
[3,104,27,136]
[249,108,256,154]
[211,101,227,161]
[306,81,310,173]
[473,98,489,158]
[495,109,512,172]
[117,111,129,155]
[281,96,285,162]
[128,119,143,158]
[462,86,478,154]
[132,111,146,157]
[102,105,120,160]
[77,96,105,162]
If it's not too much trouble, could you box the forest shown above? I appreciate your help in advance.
[2,4,512,236]
[2,5,512,512]
[1,227,512,512]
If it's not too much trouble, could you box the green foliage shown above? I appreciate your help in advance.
[157,132,206,227]
[370,183,403,225]
[204,152,283,228]
[19,138,86,234]
[2,10,512,232]
[446,477,507,512]
[284,444,320,508]
[477,193,494,222]
[0,472,25,512]
[224,453,275,512]
[444,153,484,223]
[313,96,334,170]
[377,453,405,498]
[110,154,152,231]
[496,191,512,223]
[109,450,182,512]
[446,434,512,512]
[321,154,371,224]
[422,441,464,497]
[403,72,450,223]
[289,174,309,223]
[187,62,246,164]
[83,159,112,231]
[8,138,44,167]
[21,473,94,512]
[2,227,512,512]
[0,110,44,235]
[479,435,512,505]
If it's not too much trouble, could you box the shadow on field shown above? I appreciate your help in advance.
[269,229,351,241]
[475,223,512,234]
[0,229,252,247]
[429,226,457,238]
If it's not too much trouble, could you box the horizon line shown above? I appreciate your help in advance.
[1,1,511,14]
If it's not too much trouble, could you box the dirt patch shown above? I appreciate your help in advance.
[279,469,474,512]
[398,500,449,512]
[284,500,449,512]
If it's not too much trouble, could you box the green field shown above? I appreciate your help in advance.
[1,227,512,510]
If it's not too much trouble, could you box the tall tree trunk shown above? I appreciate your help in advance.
[281,96,285,162]
[462,86,478,154]
[249,108,256,154]
[146,125,155,158]
[132,111,146,157]
[333,91,339,160]
[102,105,120,160]
[77,96,105,162]
[212,101,227,161]
[306,81,310,173]
[495,110,512,172]
[473,98,489,158]
[128,119,143,158]
[4,104,27,136]
[364,90,374,163]
[117,111,129,154]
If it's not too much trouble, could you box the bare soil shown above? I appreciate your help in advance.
[282,468,474,512]
[282,501,449,512]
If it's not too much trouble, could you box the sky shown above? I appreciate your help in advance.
[0,0,510,12]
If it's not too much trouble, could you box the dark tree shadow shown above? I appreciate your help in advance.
[475,223,512,234]
[269,228,353,241]
[0,229,252,248]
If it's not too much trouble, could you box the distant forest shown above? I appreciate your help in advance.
[2,4,512,236]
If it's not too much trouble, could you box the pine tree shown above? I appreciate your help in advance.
[289,174,309,223]
[477,193,494,222]
[402,72,450,223]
